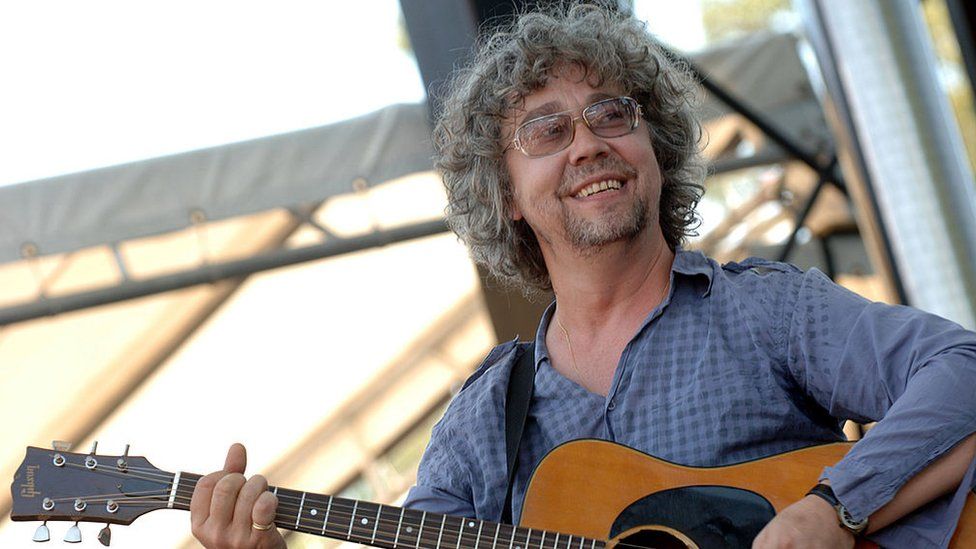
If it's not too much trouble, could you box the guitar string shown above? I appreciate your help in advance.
[67,460,505,537]
[47,459,666,549]
[171,490,607,549]
[51,462,649,549]
[51,462,620,547]
[53,462,604,549]
[70,495,645,549]
[58,462,525,539]
[51,468,595,549]
[56,485,615,549]
[72,490,617,549]
[113,499,558,549]
[42,482,659,549]
[58,461,436,529]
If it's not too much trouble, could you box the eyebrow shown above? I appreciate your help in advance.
[519,92,618,125]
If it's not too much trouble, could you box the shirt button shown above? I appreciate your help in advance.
[607,400,616,411]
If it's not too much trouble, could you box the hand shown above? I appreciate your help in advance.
[190,443,286,549]
[752,495,855,549]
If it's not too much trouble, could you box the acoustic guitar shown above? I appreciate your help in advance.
[10,439,976,547]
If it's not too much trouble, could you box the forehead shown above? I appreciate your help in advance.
[509,65,626,125]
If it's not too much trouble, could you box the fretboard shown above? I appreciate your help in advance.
[174,473,605,549]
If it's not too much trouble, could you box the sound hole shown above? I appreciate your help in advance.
[620,527,694,549]
[610,486,775,548]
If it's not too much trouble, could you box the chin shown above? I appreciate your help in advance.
[566,198,649,248]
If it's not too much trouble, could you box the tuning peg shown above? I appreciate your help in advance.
[117,444,130,471]
[98,524,111,546]
[63,522,81,543]
[32,521,50,542]
[51,440,72,452]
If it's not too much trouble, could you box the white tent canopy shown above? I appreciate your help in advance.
[0,103,434,265]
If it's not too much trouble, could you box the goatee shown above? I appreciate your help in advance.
[564,193,649,249]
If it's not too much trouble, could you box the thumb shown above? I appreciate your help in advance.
[224,443,247,474]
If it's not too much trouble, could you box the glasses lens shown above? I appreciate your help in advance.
[585,98,637,137]
[516,114,573,157]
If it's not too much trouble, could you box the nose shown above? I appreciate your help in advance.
[568,119,610,166]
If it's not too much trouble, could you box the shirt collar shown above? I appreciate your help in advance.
[533,301,557,370]
[671,247,715,297]
[532,248,715,370]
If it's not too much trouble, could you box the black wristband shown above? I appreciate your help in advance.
[807,483,841,507]
[806,483,869,536]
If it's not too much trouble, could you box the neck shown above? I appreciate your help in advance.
[172,472,604,549]
[545,231,675,328]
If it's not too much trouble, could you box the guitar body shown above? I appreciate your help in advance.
[520,440,976,549]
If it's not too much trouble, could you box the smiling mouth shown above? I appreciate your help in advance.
[574,179,624,198]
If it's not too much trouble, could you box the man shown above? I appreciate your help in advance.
[190,4,976,548]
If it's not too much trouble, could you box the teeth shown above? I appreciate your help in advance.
[576,179,622,198]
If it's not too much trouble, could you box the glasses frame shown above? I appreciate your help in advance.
[507,96,643,158]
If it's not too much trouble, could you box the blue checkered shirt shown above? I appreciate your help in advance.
[404,250,976,548]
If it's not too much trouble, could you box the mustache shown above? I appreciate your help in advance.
[560,156,638,195]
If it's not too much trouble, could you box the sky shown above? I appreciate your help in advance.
[0,0,426,187]
[0,0,717,189]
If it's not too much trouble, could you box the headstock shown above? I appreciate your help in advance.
[10,442,175,544]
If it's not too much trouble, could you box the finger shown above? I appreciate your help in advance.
[234,474,269,528]
[209,472,246,526]
[250,491,280,540]
[189,471,218,531]
[224,442,247,474]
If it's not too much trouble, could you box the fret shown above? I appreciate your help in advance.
[320,496,334,535]
[417,511,428,549]
[455,518,466,549]
[590,539,596,549]
[167,472,181,509]
[435,514,447,549]
[474,520,485,549]
[296,492,307,528]
[524,529,536,549]
[540,531,547,549]
[394,507,405,548]
[508,523,517,549]
[347,500,359,539]
[371,504,383,544]
[491,522,501,549]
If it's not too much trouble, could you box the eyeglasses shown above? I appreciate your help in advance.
[508,96,643,158]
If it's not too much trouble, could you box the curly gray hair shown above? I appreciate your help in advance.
[433,2,705,294]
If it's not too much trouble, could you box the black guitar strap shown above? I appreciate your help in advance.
[502,342,535,525]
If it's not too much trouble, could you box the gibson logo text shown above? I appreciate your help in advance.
[20,465,39,498]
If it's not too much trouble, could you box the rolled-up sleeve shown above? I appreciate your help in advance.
[402,411,478,518]
[785,269,976,546]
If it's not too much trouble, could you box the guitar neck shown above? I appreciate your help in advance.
[175,472,604,549]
